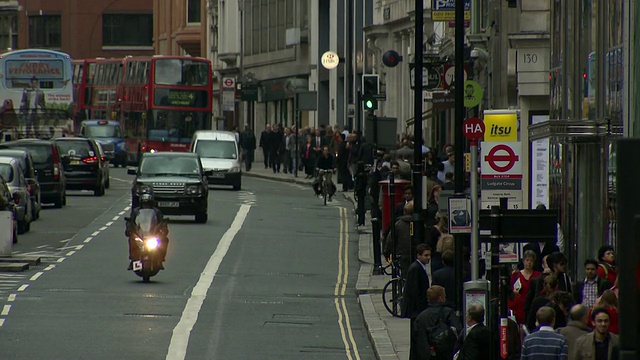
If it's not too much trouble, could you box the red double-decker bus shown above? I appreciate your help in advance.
[120,55,213,160]
[72,58,124,122]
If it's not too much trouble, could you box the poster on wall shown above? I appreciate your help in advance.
[530,115,550,209]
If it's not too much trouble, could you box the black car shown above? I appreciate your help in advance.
[129,152,209,223]
[0,174,19,243]
[54,138,110,196]
[0,139,67,208]
[0,149,41,220]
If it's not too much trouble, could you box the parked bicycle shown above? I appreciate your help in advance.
[381,255,404,317]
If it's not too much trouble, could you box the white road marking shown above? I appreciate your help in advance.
[7,294,16,302]
[75,245,84,250]
[66,251,76,256]
[84,237,93,243]
[36,245,48,249]
[1,305,10,315]
[165,204,251,360]
[44,265,55,271]
[99,226,107,231]
[91,231,100,236]
[57,257,66,263]
[0,319,4,327]
[105,221,113,226]
[17,285,28,291]
[29,272,43,281]
[124,206,131,211]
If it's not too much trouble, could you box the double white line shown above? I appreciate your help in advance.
[334,207,361,360]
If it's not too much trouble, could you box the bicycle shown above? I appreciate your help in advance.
[381,256,404,317]
[317,169,334,206]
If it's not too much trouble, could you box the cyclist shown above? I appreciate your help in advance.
[314,146,337,201]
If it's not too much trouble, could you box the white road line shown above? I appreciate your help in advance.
[57,257,66,263]
[91,231,100,236]
[165,204,251,360]
[36,245,48,249]
[44,265,55,271]
[75,245,84,250]
[30,272,43,281]
[105,221,114,226]
[124,206,131,211]
[84,237,93,243]
[1,305,10,316]
[7,294,16,302]
[66,251,76,256]
[99,226,107,231]
[118,211,126,215]
[0,319,4,327]
[17,285,28,292]
[112,215,120,221]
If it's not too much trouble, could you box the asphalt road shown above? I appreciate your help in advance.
[0,168,375,360]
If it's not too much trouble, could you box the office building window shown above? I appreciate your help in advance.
[188,0,201,23]
[244,0,305,56]
[28,15,61,48]
[103,14,152,46]
[0,14,17,50]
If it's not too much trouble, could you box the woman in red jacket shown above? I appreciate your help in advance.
[508,250,541,324]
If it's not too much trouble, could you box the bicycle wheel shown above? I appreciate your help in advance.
[382,277,405,317]
[323,181,328,206]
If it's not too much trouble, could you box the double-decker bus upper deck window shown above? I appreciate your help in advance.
[154,59,208,86]
[5,59,66,89]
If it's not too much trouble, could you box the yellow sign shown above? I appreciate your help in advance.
[464,153,471,172]
[432,11,471,21]
[483,111,518,142]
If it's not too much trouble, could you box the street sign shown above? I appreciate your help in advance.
[222,77,235,89]
[463,117,485,141]
[482,143,522,175]
[410,64,441,90]
[432,0,471,21]
[321,51,340,69]
[463,80,483,108]
[478,209,558,241]
[443,64,469,89]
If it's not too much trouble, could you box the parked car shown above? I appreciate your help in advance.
[0,139,67,208]
[78,120,127,167]
[0,149,41,220]
[129,152,209,223]
[54,137,110,196]
[0,174,18,243]
[0,157,32,234]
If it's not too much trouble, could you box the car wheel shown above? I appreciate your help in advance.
[233,181,241,191]
[53,192,63,208]
[12,222,17,244]
[94,182,105,196]
[105,175,110,189]
[17,220,27,234]
[195,212,208,224]
[32,201,38,220]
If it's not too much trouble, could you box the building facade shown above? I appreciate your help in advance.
[0,0,18,52]
[17,0,153,59]
[153,0,206,57]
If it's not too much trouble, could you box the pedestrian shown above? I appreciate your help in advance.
[558,304,592,355]
[596,245,617,285]
[521,306,569,359]
[574,259,612,308]
[572,307,620,359]
[240,125,256,172]
[413,285,460,360]
[354,161,368,227]
[402,244,432,359]
[259,124,272,169]
[455,303,491,360]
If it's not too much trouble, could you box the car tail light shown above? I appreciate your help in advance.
[52,145,60,180]
[82,156,99,164]
[100,157,106,162]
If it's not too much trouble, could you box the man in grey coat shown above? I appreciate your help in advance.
[558,304,592,355]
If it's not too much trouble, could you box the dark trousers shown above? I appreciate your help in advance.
[356,191,366,225]
[262,148,270,168]
[244,150,254,171]
[269,150,280,172]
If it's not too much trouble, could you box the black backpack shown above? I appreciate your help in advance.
[428,307,456,350]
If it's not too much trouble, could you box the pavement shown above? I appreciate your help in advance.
[244,166,409,360]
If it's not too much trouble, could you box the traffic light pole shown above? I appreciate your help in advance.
[411,0,425,276]
[453,0,466,314]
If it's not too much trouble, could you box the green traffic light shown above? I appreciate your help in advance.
[366,100,374,109]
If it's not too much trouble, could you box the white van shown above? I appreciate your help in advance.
[190,130,241,190]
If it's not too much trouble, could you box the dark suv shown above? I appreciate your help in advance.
[129,152,209,223]
[0,139,67,208]
[54,138,110,196]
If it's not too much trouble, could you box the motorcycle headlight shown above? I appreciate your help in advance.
[229,166,240,173]
[145,237,160,250]
[185,185,201,195]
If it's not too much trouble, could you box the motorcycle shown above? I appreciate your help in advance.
[124,209,168,282]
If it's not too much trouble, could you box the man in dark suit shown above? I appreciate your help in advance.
[573,258,611,307]
[456,303,491,360]
[432,250,455,306]
[259,124,272,169]
[395,185,414,221]
[401,244,432,319]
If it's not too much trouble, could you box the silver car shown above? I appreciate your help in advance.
[0,157,32,234]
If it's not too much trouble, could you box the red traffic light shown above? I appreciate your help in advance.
[382,50,402,68]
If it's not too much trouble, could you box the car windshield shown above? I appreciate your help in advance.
[85,125,120,138]
[139,156,200,176]
[0,164,13,182]
[5,145,51,164]
[135,209,158,236]
[194,140,237,159]
[56,141,94,158]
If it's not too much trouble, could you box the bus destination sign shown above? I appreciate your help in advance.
[154,89,208,108]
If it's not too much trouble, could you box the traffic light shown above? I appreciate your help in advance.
[362,94,378,110]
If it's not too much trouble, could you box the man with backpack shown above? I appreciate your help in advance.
[413,285,460,360]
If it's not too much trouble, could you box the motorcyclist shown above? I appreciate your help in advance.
[125,191,169,270]
[314,146,337,201]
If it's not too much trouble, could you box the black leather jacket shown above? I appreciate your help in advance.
[126,206,166,237]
